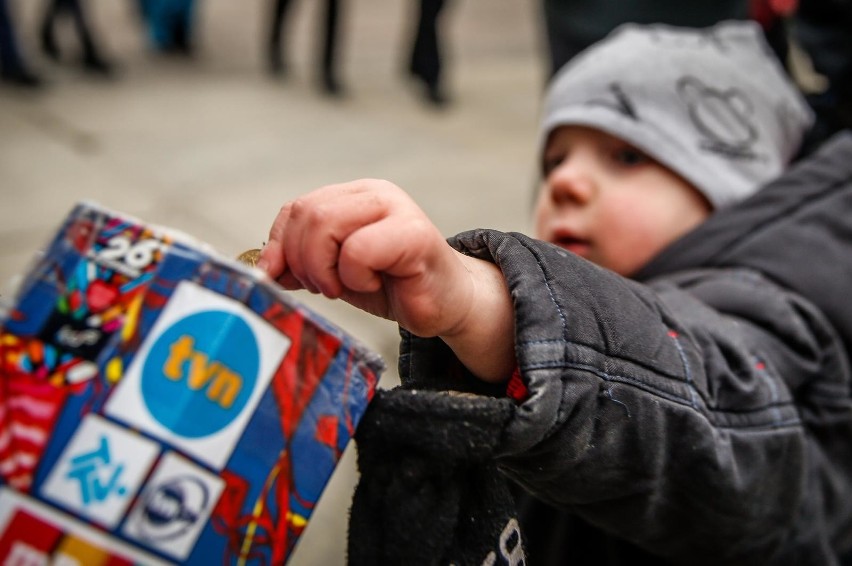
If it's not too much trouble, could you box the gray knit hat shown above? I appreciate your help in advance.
[540,20,814,209]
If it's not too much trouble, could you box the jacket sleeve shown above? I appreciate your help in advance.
[399,229,852,564]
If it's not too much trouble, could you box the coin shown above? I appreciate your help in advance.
[236,248,262,267]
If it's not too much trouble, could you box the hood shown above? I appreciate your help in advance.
[636,131,852,353]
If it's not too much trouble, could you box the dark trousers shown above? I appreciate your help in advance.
[0,0,25,74]
[42,0,100,59]
[269,0,340,79]
[409,0,446,87]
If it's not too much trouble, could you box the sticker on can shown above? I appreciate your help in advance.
[105,280,290,469]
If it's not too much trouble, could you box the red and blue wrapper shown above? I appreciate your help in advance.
[0,203,383,564]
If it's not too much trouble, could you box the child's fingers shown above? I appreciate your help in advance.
[258,203,292,278]
[259,202,315,293]
[286,197,345,297]
[281,209,318,294]
[260,179,414,296]
[337,227,384,294]
[275,270,303,291]
[338,218,397,291]
[338,216,452,336]
[288,183,404,296]
[300,230,344,297]
[338,215,440,291]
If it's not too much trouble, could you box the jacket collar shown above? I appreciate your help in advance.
[636,130,852,347]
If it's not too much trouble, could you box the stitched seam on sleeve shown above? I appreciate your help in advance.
[536,360,801,428]
[668,329,699,409]
[518,338,686,384]
[518,238,571,341]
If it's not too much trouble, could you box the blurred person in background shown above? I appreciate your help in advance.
[406,0,450,107]
[0,0,42,87]
[266,0,345,96]
[40,0,115,76]
[138,0,196,55]
[791,0,852,148]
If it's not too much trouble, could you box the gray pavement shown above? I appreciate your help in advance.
[0,1,544,563]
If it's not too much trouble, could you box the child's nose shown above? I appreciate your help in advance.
[547,158,595,206]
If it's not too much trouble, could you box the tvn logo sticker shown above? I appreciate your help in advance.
[105,280,290,469]
[123,451,225,560]
[40,414,161,529]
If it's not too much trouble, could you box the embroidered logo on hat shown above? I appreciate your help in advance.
[678,76,760,160]
[588,83,638,120]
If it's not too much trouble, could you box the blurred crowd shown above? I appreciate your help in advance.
[0,0,454,108]
[0,0,194,85]
[1,0,850,135]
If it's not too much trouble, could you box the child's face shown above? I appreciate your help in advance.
[534,126,711,276]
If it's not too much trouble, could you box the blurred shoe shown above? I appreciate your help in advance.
[406,67,450,108]
[268,47,288,76]
[171,21,194,56]
[82,53,116,78]
[424,82,449,108]
[1,67,44,89]
[320,73,345,97]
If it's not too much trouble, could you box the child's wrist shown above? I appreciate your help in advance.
[439,253,516,383]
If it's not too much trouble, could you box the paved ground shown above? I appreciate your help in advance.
[0,1,544,563]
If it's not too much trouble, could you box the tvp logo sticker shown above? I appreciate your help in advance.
[123,452,224,560]
[40,414,160,529]
[106,281,290,469]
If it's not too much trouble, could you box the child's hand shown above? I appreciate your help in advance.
[258,179,516,382]
[258,180,469,338]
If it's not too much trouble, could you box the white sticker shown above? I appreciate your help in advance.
[123,451,224,560]
[105,280,290,469]
[40,414,160,529]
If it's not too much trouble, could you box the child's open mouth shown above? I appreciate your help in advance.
[553,234,590,257]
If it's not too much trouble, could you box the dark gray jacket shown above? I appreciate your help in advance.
[397,132,852,564]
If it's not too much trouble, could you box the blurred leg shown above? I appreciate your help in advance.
[541,1,588,78]
[409,0,448,105]
[137,0,152,20]
[1,0,42,86]
[63,0,114,74]
[171,0,194,54]
[40,0,62,61]
[146,0,173,50]
[268,0,293,74]
[319,0,342,94]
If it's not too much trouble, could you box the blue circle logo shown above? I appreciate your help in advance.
[141,310,260,438]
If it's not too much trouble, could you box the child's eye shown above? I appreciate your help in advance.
[542,153,564,176]
[612,147,650,167]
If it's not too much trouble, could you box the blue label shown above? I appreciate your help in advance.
[141,310,260,438]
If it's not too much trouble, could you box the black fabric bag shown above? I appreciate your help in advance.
[348,388,524,566]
